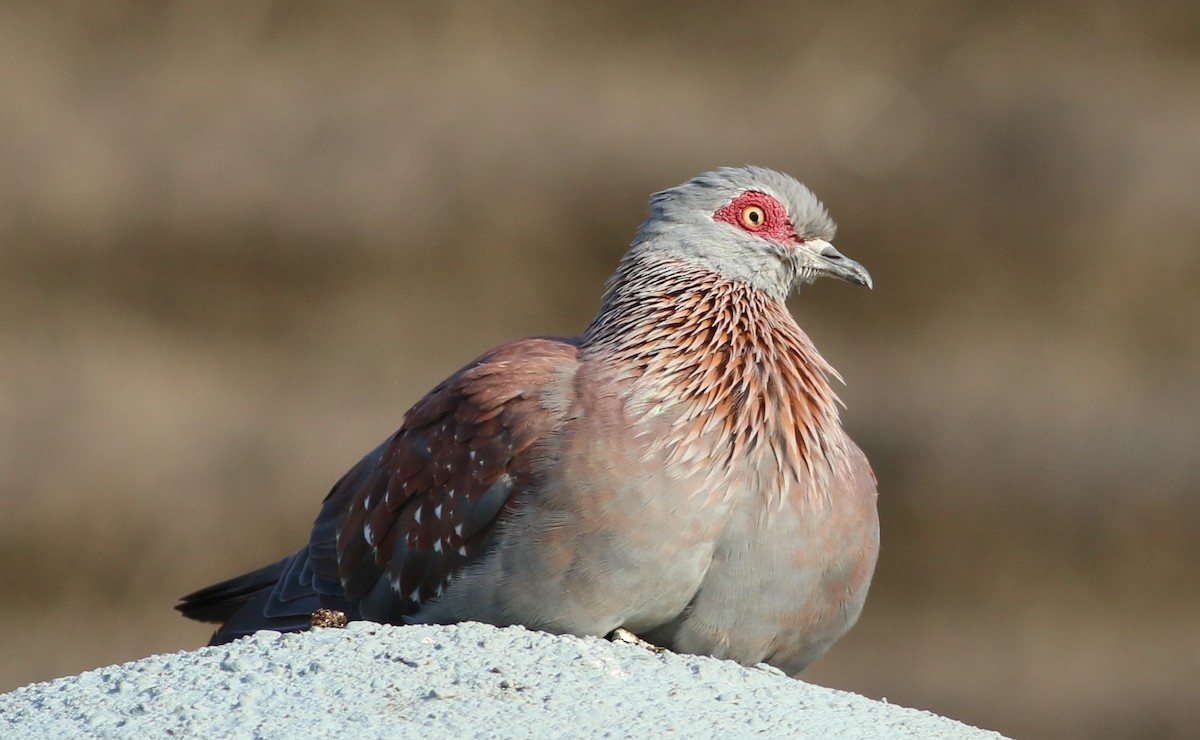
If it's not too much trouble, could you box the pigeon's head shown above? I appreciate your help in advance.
[631,166,871,300]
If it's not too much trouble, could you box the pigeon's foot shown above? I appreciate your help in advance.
[607,627,666,654]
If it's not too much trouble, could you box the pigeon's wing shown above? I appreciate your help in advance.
[178,337,579,643]
[313,337,580,620]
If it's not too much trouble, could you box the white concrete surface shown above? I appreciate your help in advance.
[0,621,1006,739]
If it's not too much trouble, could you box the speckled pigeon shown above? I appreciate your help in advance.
[178,166,879,674]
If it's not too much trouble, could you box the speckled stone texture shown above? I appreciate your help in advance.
[0,621,1005,739]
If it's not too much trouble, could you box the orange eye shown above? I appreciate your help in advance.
[740,205,766,230]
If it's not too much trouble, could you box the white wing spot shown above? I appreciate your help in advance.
[413,507,422,525]
[433,504,442,519]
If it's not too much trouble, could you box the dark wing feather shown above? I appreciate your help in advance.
[322,337,579,621]
[178,337,578,643]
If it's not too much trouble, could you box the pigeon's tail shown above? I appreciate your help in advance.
[177,559,289,624]
[177,552,334,645]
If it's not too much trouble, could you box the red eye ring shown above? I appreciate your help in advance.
[740,205,767,230]
[713,191,793,240]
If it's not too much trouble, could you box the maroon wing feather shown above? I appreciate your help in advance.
[307,337,579,623]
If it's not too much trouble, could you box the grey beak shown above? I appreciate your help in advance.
[809,240,873,289]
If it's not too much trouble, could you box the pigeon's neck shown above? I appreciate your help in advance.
[583,256,848,494]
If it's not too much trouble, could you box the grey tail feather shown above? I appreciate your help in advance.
[202,585,318,646]
[177,553,339,645]
[176,558,292,625]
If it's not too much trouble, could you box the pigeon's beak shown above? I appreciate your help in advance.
[807,239,873,289]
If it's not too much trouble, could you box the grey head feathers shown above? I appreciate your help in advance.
[645,166,836,241]
[622,166,842,300]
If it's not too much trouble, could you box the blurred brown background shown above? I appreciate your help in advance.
[1,1,1197,738]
